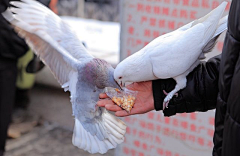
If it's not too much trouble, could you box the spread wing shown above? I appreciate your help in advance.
[2,8,79,86]
[2,0,126,153]
[9,0,93,61]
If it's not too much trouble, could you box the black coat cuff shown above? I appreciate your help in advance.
[152,80,164,111]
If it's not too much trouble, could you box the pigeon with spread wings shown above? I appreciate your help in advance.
[2,0,126,154]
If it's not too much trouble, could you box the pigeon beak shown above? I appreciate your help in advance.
[115,80,123,90]
[119,81,125,88]
[122,82,126,88]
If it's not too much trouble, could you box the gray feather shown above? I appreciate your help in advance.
[202,15,228,54]
[202,34,220,53]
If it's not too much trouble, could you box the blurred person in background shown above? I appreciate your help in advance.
[98,0,240,155]
[0,0,28,155]
[49,0,58,14]
[0,0,53,155]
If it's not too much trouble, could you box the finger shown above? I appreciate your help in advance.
[97,99,114,107]
[129,107,145,115]
[115,107,145,117]
[105,104,122,112]
[115,110,129,117]
[99,93,109,99]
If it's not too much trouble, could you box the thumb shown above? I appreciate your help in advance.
[99,93,109,99]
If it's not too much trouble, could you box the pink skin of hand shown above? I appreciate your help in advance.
[97,81,155,117]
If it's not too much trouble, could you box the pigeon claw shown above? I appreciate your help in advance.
[162,90,178,110]
[163,90,178,97]
[163,100,169,110]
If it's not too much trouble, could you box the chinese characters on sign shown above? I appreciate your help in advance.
[118,0,230,156]
[119,112,215,156]
[120,0,230,60]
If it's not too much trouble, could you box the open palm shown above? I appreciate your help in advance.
[97,81,154,117]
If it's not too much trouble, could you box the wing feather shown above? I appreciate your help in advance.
[3,9,79,86]
[10,0,93,61]
[2,1,127,153]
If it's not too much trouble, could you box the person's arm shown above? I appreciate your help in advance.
[97,54,221,117]
[153,54,221,116]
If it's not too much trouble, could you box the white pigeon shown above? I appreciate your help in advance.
[114,2,228,110]
[2,0,127,154]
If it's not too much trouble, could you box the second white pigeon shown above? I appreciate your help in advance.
[114,2,228,109]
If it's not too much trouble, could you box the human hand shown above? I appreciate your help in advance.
[97,81,154,117]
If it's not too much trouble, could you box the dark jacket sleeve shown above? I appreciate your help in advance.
[152,54,221,116]
[213,0,240,155]
[0,0,9,12]
[0,0,51,60]
[0,0,29,60]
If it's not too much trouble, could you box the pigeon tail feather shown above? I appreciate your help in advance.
[192,1,227,44]
[72,109,126,154]
[213,15,228,38]
[202,15,228,54]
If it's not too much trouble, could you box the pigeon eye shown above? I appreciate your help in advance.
[119,76,122,79]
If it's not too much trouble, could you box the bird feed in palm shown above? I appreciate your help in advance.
[105,87,137,113]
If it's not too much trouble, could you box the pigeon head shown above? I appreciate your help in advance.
[84,58,121,89]
[114,54,143,87]
[114,63,135,87]
[114,51,156,87]
[114,65,126,88]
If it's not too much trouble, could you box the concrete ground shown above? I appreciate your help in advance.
[5,84,115,156]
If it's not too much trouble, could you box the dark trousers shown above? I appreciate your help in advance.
[0,58,17,155]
